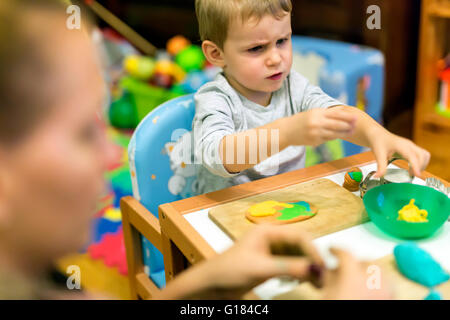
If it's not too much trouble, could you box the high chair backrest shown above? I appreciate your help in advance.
[128,94,195,288]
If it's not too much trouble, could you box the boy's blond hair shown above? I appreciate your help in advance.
[195,0,292,49]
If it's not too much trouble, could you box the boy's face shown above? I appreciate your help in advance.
[222,13,292,105]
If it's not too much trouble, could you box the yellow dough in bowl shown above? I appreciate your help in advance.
[398,199,428,223]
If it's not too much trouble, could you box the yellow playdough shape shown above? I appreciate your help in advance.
[398,199,428,223]
[248,200,293,217]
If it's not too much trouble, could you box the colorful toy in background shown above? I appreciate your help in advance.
[437,54,450,117]
[92,208,122,243]
[109,35,221,129]
[124,55,156,80]
[356,75,370,112]
[86,128,133,276]
[88,228,128,276]
[109,92,138,129]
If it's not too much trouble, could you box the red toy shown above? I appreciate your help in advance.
[150,72,174,89]
[88,228,128,276]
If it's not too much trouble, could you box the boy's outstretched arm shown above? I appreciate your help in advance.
[219,107,356,173]
[219,117,292,174]
[328,105,430,178]
[219,105,430,178]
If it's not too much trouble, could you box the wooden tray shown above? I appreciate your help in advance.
[209,178,368,240]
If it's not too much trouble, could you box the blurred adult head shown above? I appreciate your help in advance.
[0,0,110,282]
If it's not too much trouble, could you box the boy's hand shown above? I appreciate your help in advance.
[370,132,431,178]
[294,108,357,147]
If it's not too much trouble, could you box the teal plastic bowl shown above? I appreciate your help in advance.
[363,183,450,239]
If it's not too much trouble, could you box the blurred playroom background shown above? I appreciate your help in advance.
[59,0,450,298]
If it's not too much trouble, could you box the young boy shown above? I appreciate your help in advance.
[192,0,429,195]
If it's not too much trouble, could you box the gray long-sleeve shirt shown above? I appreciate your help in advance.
[192,69,342,195]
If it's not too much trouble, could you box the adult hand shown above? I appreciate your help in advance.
[323,248,392,300]
[170,225,325,299]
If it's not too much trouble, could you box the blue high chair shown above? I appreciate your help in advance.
[121,94,195,299]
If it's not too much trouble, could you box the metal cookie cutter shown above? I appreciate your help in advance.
[425,177,449,196]
[425,178,450,221]
[359,171,381,198]
[381,157,414,184]
[360,157,414,198]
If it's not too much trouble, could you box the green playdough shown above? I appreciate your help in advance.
[349,171,363,182]
[277,201,314,221]
[394,242,450,288]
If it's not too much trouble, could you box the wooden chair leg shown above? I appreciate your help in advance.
[161,232,186,283]
[121,200,141,299]
[121,196,163,299]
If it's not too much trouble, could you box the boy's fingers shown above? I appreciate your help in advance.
[411,150,422,175]
[422,150,431,170]
[399,146,430,177]
[373,150,388,178]
[399,149,421,177]
[409,153,421,177]
[416,148,430,172]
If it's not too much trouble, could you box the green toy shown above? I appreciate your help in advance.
[109,94,138,129]
[363,183,450,239]
[170,83,187,96]
[175,45,206,73]
[119,76,184,123]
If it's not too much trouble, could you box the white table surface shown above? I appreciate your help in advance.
[183,162,450,299]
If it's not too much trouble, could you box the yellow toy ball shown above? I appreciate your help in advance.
[123,55,155,80]
[167,35,191,56]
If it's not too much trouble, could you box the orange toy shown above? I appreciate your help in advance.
[167,35,191,56]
